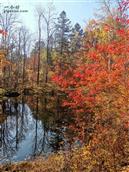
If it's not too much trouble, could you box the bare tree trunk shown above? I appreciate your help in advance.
[37,14,42,85]
[37,3,56,84]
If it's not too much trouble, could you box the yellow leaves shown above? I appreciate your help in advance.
[0,50,7,60]
[48,71,54,78]
[0,54,12,68]
[94,27,109,43]
[0,88,6,96]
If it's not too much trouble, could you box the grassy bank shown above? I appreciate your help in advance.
[0,146,129,172]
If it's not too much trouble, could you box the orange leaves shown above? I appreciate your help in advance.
[103,23,113,32]
[87,50,100,61]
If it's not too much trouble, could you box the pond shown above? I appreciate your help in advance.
[0,95,76,163]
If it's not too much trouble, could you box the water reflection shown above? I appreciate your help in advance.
[0,95,69,163]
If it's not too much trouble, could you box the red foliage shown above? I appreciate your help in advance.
[52,10,129,130]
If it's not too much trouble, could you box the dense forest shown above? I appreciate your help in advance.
[0,0,129,171]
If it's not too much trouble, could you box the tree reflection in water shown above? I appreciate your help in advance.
[0,97,31,162]
[0,95,71,163]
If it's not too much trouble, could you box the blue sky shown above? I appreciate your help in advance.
[0,0,101,33]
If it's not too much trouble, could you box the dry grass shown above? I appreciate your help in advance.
[0,154,65,172]
[0,147,129,172]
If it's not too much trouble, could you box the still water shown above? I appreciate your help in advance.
[0,95,73,163]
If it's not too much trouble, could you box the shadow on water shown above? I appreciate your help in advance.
[0,95,74,163]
